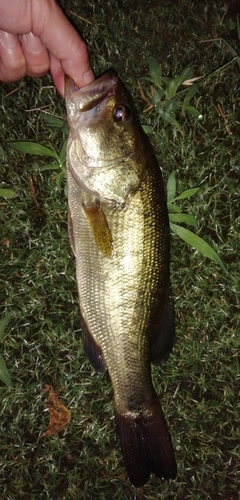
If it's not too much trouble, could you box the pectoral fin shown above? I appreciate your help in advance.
[83,201,113,258]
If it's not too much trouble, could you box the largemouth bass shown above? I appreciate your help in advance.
[65,70,177,487]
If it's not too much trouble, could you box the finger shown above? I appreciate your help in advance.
[0,30,26,82]
[61,37,94,89]
[49,53,65,97]
[50,50,94,98]
[21,32,50,78]
[32,0,94,89]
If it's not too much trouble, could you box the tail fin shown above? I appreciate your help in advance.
[115,403,177,488]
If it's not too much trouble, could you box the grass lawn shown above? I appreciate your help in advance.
[0,1,239,498]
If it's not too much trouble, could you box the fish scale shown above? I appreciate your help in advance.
[66,69,177,487]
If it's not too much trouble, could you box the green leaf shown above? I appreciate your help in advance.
[165,99,179,113]
[40,113,68,130]
[55,170,66,191]
[167,203,181,213]
[0,209,5,221]
[0,188,16,199]
[40,113,69,134]
[138,76,156,84]
[170,224,227,272]
[165,67,194,100]
[182,84,199,112]
[161,76,172,85]
[152,91,162,106]
[0,357,12,387]
[167,171,176,202]
[47,143,61,158]
[172,187,200,201]
[148,56,162,87]
[59,138,68,165]
[40,163,60,171]
[156,88,165,100]
[155,104,165,116]
[142,125,153,134]
[186,106,202,119]
[178,65,194,85]
[169,213,196,225]
[157,109,182,131]
[167,76,181,99]
[9,141,60,161]
[0,313,11,342]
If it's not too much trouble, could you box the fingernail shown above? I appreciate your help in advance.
[82,69,95,86]
[22,32,44,54]
[0,31,17,49]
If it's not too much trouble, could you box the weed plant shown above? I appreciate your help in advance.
[0,1,239,499]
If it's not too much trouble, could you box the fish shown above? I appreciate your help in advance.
[65,70,177,487]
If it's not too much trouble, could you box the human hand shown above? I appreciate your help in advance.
[0,0,94,96]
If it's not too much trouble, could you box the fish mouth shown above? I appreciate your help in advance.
[65,70,119,116]
[65,70,129,166]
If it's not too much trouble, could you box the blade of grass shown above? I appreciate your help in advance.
[0,313,11,342]
[167,171,176,202]
[171,187,200,201]
[56,170,66,191]
[148,56,162,87]
[40,163,61,171]
[169,213,196,225]
[142,125,153,134]
[182,84,199,112]
[0,358,12,387]
[9,142,60,161]
[0,189,16,199]
[167,66,194,99]
[167,203,181,213]
[170,223,227,272]
[40,113,67,129]
[186,106,203,119]
[59,138,68,165]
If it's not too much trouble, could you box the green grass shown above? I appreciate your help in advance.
[0,1,239,499]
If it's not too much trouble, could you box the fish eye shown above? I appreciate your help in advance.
[113,105,131,123]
